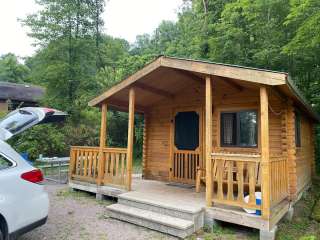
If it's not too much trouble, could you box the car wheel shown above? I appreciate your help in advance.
[0,229,3,240]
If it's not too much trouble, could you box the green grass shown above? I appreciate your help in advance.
[56,188,113,206]
[276,178,320,240]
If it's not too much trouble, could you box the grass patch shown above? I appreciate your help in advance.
[277,178,320,240]
[56,188,93,200]
[56,188,113,206]
[188,223,258,240]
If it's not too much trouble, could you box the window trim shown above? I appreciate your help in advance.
[220,109,258,148]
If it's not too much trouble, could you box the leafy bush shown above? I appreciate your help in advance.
[9,124,66,160]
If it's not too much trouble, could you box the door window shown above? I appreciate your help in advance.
[174,111,199,150]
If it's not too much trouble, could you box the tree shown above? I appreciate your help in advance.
[22,0,105,113]
[0,53,30,83]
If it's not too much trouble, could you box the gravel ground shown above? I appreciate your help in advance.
[20,182,177,240]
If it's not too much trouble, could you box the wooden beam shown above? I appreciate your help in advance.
[172,69,205,85]
[161,57,287,85]
[126,88,135,191]
[134,82,173,98]
[97,102,107,185]
[205,75,213,207]
[268,86,287,102]
[260,87,271,220]
[107,99,147,113]
[217,76,243,92]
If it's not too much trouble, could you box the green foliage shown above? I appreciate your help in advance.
[9,125,66,160]
[0,53,30,83]
[5,0,319,168]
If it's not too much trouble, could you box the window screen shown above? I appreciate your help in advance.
[174,111,199,150]
[295,110,301,147]
[221,110,257,147]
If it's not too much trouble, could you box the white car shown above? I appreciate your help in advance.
[0,107,66,240]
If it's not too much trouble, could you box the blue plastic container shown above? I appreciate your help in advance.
[256,198,262,215]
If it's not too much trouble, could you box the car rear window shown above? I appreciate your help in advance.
[0,109,38,134]
[0,154,13,170]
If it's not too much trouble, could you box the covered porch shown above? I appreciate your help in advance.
[68,56,294,238]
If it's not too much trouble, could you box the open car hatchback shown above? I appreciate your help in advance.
[0,107,67,141]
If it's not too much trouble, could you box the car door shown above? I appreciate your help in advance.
[0,107,67,141]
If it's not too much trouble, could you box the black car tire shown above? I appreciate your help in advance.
[0,229,3,240]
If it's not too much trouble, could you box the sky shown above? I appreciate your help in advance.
[0,0,183,58]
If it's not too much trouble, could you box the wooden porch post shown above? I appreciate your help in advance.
[97,102,107,185]
[260,87,271,219]
[205,76,213,207]
[126,88,135,191]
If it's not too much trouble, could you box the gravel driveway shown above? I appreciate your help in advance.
[20,182,177,240]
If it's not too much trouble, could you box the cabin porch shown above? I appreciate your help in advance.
[67,57,298,239]
[69,174,289,239]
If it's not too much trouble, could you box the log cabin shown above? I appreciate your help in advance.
[68,56,319,240]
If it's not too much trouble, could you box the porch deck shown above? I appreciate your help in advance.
[69,176,290,235]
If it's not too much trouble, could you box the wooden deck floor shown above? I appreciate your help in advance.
[69,175,290,232]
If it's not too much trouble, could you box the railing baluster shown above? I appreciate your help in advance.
[248,162,256,205]
[115,153,120,183]
[237,162,244,202]
[217,159,224,200]
[227,161,233,201]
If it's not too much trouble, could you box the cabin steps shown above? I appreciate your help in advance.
[106,194,205,238]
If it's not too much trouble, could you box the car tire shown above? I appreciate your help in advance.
[0,229,3,240]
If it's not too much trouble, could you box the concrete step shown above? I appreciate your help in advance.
[118,194,204,230]
[107,203,195,238]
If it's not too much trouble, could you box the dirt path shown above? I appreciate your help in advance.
[20,182,176,240]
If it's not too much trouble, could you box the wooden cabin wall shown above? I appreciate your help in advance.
[143,77,286,182]
[295,114,314,196]
[144,80,204,181]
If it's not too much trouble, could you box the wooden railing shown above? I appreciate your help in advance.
[210,153,262,211]
[69,146,127,188]
[270,156,288,206]
[172,150,202,184]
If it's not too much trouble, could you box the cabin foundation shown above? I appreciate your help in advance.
[259,226,277,240]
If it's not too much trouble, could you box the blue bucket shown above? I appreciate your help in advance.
[256,198,262,215]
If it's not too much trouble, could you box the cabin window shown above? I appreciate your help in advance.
[174,111,199,150]
[220,110,257,147]
[295,110,301,147]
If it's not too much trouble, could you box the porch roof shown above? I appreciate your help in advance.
[89,56,319,122]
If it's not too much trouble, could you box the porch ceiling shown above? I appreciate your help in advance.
[102,66,259,113]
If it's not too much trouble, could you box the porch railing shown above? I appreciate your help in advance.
[210,152,262,211]
[172,149,202,184]
[69,146,127,188]
[270,156,288,207]
[196,152,289,214]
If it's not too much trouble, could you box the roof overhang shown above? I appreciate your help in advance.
[89,56,319,122]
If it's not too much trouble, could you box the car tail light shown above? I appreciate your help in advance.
[21,169,44,183]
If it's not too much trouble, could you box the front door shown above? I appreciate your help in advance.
[170,107,203,184]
